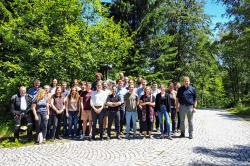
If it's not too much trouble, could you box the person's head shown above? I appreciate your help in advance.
[175,82,181,90]
[111,85,117,95]
[55,86,62,96]
[73,79,79,86]
[124,77,129,84]
[144,86,151,96]
[86,82,92,91]
[81,81,86,90]
[117,79,123,88]
[61,81,67,90]
[33,79,41,88]
[169,82,175,91]
[51,79,58,87]
[128,84,135,93]
[95,73,103,81]
[119,72,124,80]
[69,87,80,100]
[36,89,46,101]
[96,81,102,91]
[102,81,108,90]
[183,76,190,87]
[160,84,166,93]
[44,85,50,94]
[128,79,134,85]
[19,86,27,96]
[142,79,147,87]
[152,82,158,90]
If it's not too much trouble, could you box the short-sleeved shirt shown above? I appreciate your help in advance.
[177,86,196,106]
[81,90,92,110]
[124,93,138,112]
[33,98,48,113]
[106,94,121,112]
[116,87,128,104]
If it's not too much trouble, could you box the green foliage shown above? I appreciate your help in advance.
[0,0,133,104]
[227,106,250,121]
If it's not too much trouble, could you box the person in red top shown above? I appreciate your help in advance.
[80,82,93,140]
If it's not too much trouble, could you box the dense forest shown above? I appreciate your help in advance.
[0,0,249,109]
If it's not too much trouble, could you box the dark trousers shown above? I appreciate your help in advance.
[137,108,143,133]
[68,111,78,136]
[35,111,48,141]
[155,112,159,129]
[171,108,177,132]
[63,110,68,136]
[107,111,120,137]
[50,113,63,139]
[92,109,105,138]
[14,113,33,140]
[177,112,180,130]
[119,105,125,132]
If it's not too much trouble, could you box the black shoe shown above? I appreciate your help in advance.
[56,136,62,140]
[179,133,185,138]
[116,135,121,140]
[189,135,193,139]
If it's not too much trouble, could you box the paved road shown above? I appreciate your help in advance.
[0,109,249,166]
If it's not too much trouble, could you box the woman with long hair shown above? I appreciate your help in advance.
[50,86,66,140]
[32,89,49,144]
[139,86,155,138]
[66,87,81,138]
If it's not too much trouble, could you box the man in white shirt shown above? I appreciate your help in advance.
[90,81,107,140]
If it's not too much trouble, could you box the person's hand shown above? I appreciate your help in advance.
[35,115,39,121]
[192,108,196,113]
[46,115,49,120]
[176,108,179,112]
[66,113,69,118]
[155,112,158,116]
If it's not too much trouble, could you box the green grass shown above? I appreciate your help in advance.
[227,106,250,121]
[0,118,14,139]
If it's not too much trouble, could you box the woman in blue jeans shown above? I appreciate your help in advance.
[32,89,50,144]
[155,84,172,139]
[66,87,80,138]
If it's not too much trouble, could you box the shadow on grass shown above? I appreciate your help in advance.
[189,145,250,165]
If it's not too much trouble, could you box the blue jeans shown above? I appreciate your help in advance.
[126,111,137,135]
[68,111,78,136]
[158,105,171,135]
[35,111,48,140]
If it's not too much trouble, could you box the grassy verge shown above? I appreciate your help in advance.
[227,106,250,121]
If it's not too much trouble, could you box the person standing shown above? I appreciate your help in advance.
[50,86,65,140]
[92,73,103,91]
[116,79,128,134]
[61,81,70,137]
[124,84,139,139]
[10,86,33,141]
[155,84,172,139]
[90,81,107,140]
[102,81,111,137]
[151,82,160,132]
[168,82,177,134]
[139,86,155,138]
[106,86,122,140]
[175,82,181,132]
[32,89,49,144]
[65,87,81,139]
[80,82,93,140]
[176,76,197,139]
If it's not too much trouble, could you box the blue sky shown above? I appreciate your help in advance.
[204,0,230,35]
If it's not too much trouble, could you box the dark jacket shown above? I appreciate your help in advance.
[10,93,33,114]
[155,92,171,112]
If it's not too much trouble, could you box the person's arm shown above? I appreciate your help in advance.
[51,98,59,114]
[149,95,155,107]
[10,95,20,115]
[32,103,39,121]
[80,97,84,112]
[90,93,98,112]
[193,88,197,112]
[46,103,50,119]
[113,96,122,107]
[65,97,69,117]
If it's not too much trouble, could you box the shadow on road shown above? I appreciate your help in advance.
[188,145,250,165]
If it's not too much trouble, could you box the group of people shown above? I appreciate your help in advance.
[10,72,197,144]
